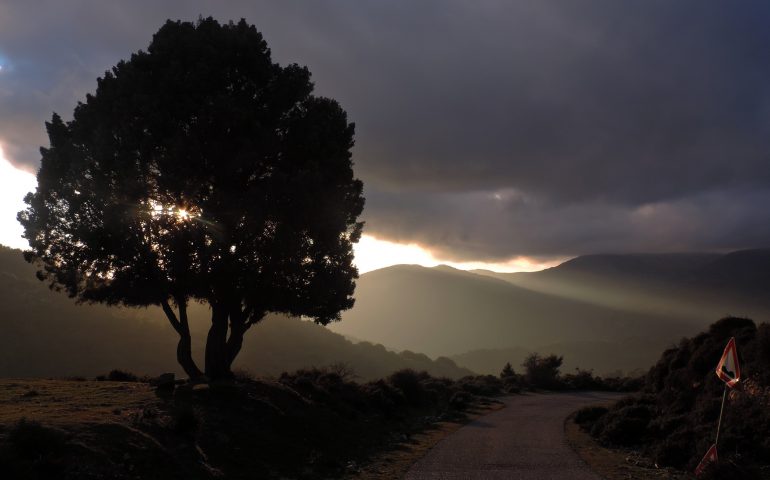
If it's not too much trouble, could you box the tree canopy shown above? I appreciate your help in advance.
[18,18,365,380]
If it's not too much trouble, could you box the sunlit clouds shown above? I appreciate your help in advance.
[352,234,561,274]
[0,148,556,273]
[0,145,36,249]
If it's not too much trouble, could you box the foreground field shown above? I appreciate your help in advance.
[0,371,505,479]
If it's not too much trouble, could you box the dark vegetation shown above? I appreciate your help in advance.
[0,355,642,479]
[574,317,770,478]
[0,368,504,479]
[497,352,643,393]
[17,17,365,381]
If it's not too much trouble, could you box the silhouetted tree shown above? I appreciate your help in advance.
[500,362,515,378]
[522,353,563,389]
[17,18,364,381]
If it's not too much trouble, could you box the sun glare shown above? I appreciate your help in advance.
[0,144,557,273]
[146,199,199,222]
[352,234,562,274]
[0,145,37,250]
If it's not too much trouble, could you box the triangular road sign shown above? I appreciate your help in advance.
[694,444,718,476]
[716,337,740,388]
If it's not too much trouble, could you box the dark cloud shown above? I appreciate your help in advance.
[2,1,770,258]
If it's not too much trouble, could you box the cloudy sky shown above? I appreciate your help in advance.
[2,0,770,269]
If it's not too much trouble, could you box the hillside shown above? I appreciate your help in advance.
[331,264,695,373]
[0,246,472,380]
[473,249,770,321]
[333,250,770,375]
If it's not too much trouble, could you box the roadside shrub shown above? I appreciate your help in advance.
[388,369,428,406]
[573,406,608,430]
[651,430,693,468]
[457,375,503,396]
[502,375,522,393]
[591,404,653,446]
[522,353,563,390]
[420,376,454,405]
[562,369,603,390]
[601,375,644,392]
[449,390,472,410]
[279,367,363,409]
[362,379,405,414]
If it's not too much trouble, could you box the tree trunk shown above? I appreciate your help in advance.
[225,325,246,372]
[225,309,262,373]
[177,332,203,379]
[205,304,231,380]
[161,298,203,380]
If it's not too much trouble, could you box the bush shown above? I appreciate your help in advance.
[387,369,428,406]
[573,406,608,430]
[562,369,603,390]
[651,430,693,468]
[522,353,563,389]
[449,391,472,410]
[362,379,404,414]
[500,362,515,379]
[457,375,504,396]
[590,401,655,446]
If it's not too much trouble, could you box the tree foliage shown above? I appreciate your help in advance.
[500,362,515,379]
[18,18,364,379]
[521,353,563,389]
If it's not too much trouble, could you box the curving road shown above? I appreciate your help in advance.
[405,391,623,480]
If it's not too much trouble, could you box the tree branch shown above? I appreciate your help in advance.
[174,295,191,334]
[160,299,183,335]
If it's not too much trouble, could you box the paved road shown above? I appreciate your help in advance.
[405,391,623,480]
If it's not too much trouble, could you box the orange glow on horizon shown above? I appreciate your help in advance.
[0,144,562,274]
[352,234,563,274]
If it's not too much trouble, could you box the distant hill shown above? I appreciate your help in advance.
[330,264,695,369]
[0,246,472,380]
[332,249,770,375]
[473,249,770,321]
